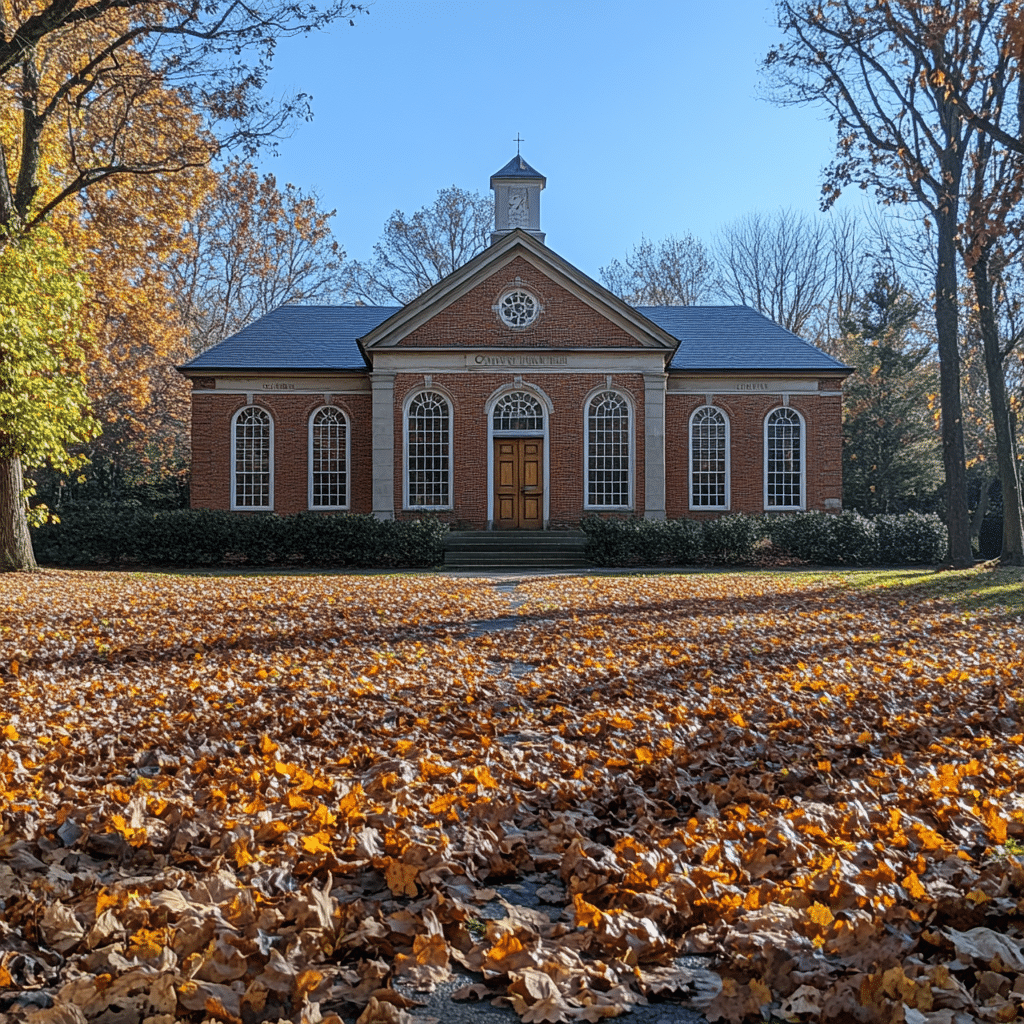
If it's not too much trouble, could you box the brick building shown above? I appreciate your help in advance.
[180,156,851,529]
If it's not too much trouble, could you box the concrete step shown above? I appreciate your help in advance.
[443,530,591,569]
[445,554,592,566]
[445,530,586,547]
[445,543,587,555]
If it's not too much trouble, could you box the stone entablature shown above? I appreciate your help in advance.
[667,377,821,394]
[371,348,668,375]
[195,375,370,394]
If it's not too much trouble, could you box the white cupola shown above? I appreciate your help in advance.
[490,154,546,245]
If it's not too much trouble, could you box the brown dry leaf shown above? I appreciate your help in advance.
[384,858,419,897]
[354,996,414,1024]
[507,969,574,1023]
[39,904,85,953]
[2,570,1024,1023]
[22,1004,88,1024]
[944,927,1024,972]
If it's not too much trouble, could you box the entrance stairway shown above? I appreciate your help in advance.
[443,530,592,571]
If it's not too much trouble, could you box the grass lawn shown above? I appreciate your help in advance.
[834,563,1024,613]
[0,566,1021,1024]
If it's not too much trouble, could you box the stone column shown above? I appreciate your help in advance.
[371,372,396,520]
[643,372,667,520]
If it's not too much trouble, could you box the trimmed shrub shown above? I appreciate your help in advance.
[580,516,666,567]
[873,511,948,564]
[768,510,878,565]
[32,504,448,569]
[826,511,878,564]
[700,514,761,565]
[582,510,948,568]
[663,517,704,565]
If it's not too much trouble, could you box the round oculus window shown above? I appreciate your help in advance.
[498,289,539,328]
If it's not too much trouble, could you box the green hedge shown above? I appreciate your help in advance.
[582,510,947,567]
[35,505,947,570]
[31,504,448,569]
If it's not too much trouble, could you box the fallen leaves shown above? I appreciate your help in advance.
[0,569,1022,1022]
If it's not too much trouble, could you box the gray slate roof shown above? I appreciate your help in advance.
[180,302,849,374]
[640,305,849,373]
[180,305,397,371]
[490,155,545,180]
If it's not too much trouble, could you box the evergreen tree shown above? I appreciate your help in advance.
[839,274,943,513]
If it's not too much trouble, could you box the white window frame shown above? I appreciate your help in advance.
[583,387,634,511]
[764,406,806,510]
[308,405,350,510]
[689,405,731,510]
[403,388,454,511]
[231,405,274,511]
[496,288,541,329]
[485,384,552,528]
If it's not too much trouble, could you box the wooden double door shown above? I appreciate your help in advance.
[494,438,543,529]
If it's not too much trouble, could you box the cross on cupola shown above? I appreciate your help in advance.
[490,150,546,245]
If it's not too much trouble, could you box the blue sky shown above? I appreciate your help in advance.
[261,0,857,280]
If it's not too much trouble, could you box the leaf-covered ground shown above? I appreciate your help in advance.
[1,568,1023,1024]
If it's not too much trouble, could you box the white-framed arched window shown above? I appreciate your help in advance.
[690,405,730,509]
[764,407,805,510]
[405,390,452,509]
[232,405,273,510]
[585,389,632,509]
[308,406,349,510]
[492,390,544,433]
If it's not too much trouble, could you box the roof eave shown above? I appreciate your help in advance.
[668,365,853,375]
[179,365,371,375]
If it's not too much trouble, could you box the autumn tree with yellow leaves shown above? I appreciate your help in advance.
[41,162,348,507]
[0,0,366,570]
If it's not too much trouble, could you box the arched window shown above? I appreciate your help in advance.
[690,406,729,509]
[309,406,348,509]
[406,391,451,508]
[765,407,804,509]
[585,390,631,508]
[492,391,544,432]
[232,406,272,509]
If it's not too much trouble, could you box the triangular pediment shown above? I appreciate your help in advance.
[358,230,679,354]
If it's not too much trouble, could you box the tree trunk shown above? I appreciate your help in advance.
[0,455,37,571]
[934,203,974,567]
[973,251,1024,566]
[970,473,993,547]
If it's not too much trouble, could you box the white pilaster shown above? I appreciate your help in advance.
[644,372,667,520]
[371,372,396,520]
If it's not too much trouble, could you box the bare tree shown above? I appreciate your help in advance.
[962,206,1024,563]
[599,234,716,306]
[764,0,1006,567]
[345,187,493,305]
[711,208,869,352]
[172,161,347,356]
[935,2,1024,156]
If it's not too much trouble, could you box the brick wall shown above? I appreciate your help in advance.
[392,372,646,528]
[398,256,646,350]
[191,383,844,523]
[665,392,843,518]
[190,391,373,515]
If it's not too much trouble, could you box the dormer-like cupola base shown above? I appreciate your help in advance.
[490,155,546,245]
